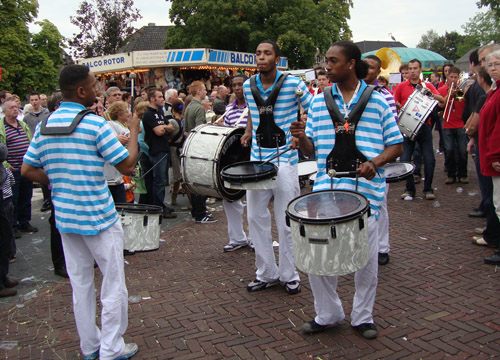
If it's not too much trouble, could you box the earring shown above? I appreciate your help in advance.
[349,67,352,70]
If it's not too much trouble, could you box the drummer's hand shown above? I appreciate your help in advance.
[290,137,300,150]
[358,161,376,180]
[241,132,251,147]
[290,120,306,139]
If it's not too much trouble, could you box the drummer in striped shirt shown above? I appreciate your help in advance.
[363,55,399,266]
[291,41,403,339]
[221,74,252,252]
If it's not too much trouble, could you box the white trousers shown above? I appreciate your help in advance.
[61,221,128,360]
[223,199,248,245]
[493,177,500,222]
[378,184,390,254]
[247,162,300,283]
[308,215,379,327]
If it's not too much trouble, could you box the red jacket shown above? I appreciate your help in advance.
[479,80,500,177]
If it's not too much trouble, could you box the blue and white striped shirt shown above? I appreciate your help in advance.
[23,102,129,235]
[306,81,403,216]
[244,71,313,165]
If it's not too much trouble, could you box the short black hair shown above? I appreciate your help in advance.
[258,40,280,57]
[30,93,40,99]
[59,65,91,98]
[478,67,492,87]
[469,49,479,66]
[409,58,422,68]
[317,69,327,77]
[232,73,248,83]
[147,88,161,102]
[364,55,381,68]
[331,40,368,80]
[0,90,11,101]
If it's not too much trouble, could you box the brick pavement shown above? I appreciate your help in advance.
[1,145,500,359]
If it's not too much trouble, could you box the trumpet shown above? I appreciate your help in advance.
[443,81,464,122]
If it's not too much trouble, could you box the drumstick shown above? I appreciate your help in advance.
[260,147,293,167]
[327,169,360,177]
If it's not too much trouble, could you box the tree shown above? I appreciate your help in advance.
[164,0,352,69]
[462,11,500,47]
[477,0,500,19]
[69,0,142,59]
[0,0,65,97]
[416,30,465,61]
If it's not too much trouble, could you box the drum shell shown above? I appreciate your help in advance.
[116,204,162,252]
[221,161,278,190]
[286,190,370,276]
[181,124,249,200]
[398,89,438,140]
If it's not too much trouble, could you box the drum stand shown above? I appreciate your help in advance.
[327,160,361,191]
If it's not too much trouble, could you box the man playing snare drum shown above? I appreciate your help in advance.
[241,40,313,294]
[290,41,403,339]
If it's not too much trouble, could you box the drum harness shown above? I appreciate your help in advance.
[323,84,378,189]
[250,73,290,164]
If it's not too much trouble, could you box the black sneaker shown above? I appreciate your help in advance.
[14,229,22,239]
[223,243,248,252]
[354,323,378,339]
[378,253,390,266]
[163,212,177,219]
[54,268,69,278]
[195,215,217,224]
[20,223,38,233]
[40,200,52,212]
[301,320,329,334]
[247,279,278,292]
[283,280,301,295]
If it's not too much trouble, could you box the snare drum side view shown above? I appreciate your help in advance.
[181,124,250,200]
[116,203,163,252]
[286,190,370,276]
[398,88,438,140]
[221,161,278,190]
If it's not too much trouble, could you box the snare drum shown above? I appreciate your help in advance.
[181,124,250,200]
[221,161,278,190]
[382,162,415,183]
[116,204,163,252]
[398,88,438,140]
[286,190,370,276]
[298,160,317,188]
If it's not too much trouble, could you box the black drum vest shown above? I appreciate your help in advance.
[323,85,375,176]
[40,109,94,135]
[250,73,289,149]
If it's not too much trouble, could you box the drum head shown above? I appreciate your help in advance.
[115,203,163,214]
[286,190,369,225]
[382,162,415,183]
[298,160,318,177]
[221,161,278,183]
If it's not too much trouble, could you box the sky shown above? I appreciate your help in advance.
[32,0,487,51]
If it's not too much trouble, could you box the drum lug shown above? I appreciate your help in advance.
[159,214,163,225]
[143,215,149,227]
[299,224,305,237]
[285,215,290,227]
[330,226,336,239]
[359,218,364,231]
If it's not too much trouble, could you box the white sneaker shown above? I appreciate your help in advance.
[113,343,138,360]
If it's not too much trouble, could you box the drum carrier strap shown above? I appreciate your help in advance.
[40,109,94,135]
[323,85,375,177]
[250,73,289,149]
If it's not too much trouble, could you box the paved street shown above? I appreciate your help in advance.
[1,144,499,359]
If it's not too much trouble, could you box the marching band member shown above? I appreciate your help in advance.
[221,74,251,252]
[290,41,403,339]
[241,40,313,294]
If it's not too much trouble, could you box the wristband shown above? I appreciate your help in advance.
[368,160,377,171]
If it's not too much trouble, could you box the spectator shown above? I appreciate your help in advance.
[23,93,50,135]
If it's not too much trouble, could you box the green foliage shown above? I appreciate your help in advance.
[477,0,500,19]
[164,0,352,69]
[69,0,142,59]
[462,11,500,47]
[0,0,65,98]
[416,30,465,61]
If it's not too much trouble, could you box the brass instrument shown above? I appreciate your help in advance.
[443,81,464,122]
[375,48,402,81]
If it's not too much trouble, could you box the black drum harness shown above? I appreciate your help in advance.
[323,84,375,178]
[250,73,290,162]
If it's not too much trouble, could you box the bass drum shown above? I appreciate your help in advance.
[286,190,370,276]
[181,124,250,200]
